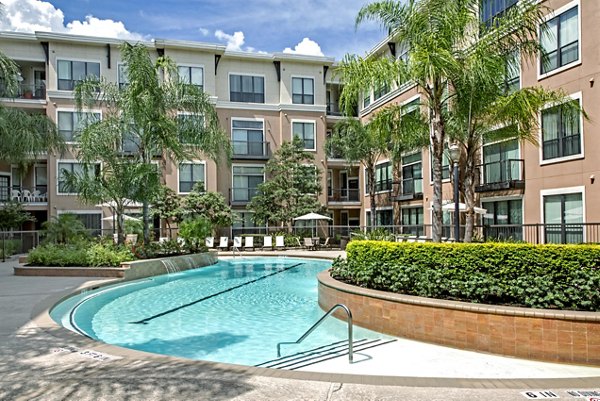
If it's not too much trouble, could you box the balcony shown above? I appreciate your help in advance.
[328,188,360,203]
[476,159,524,192]
[229,187,259,205]
[232,141,271,160]
[0,83,46,100]
[392,178,424,201]
[0,186,48,204]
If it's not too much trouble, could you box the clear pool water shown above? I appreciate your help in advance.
[51,257,385,366]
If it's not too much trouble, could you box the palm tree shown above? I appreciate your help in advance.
[338,0,549,241]
[74,42,231,244]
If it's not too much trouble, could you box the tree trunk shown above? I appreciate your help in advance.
[463,143,478,243]
[392,161,402,227]
[431,110,445,242]
[143,201,150,245]
[367,165,377,229]
[116,206,125,245]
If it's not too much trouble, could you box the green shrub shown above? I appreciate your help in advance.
[87,243,134,267]
[178,217,211,253]
[0,239,21,259]
[28,241,134,267]
[28,243,89,266]
[331,241,600,311]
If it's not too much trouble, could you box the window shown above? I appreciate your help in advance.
[482,138,520,184]
[292,77,314,104]
[74,213,102,236]
[232,165,264,203]
[0,175,8,202]
[57,162,99,194]
[179,162,205,193]
[505,51,520,93]
[232,119,265,157]
[540,5,579,75]
[366,209,393,227]
[480,0,517,28]
[543,192,583,243]
[401,152,423,195]
[230,74,264,103]
[178,113,205,145]
[402,207,424,236]
[34,165,47,193]
[121,132,140,154]
[373,82,389,101]
[232,211,256,236]
[363,89,371,109]
[57,60,100,91]
[369,161,392,192]
[118,64,128,89]
[541,99,581,161]
[11,166,20,190]
[58,111,100,142]
[178,66,203,90]
[482,199,523,241]
[327,170,332,197]
[292,121,315,150]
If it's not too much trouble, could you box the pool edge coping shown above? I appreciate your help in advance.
[31,252,600,389]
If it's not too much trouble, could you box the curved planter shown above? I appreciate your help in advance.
[318,270,600,366]
[14,251,217,280]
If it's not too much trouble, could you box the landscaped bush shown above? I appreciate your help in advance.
[0,239,21,259]
[28,241,134,267]
[331,241,600,311]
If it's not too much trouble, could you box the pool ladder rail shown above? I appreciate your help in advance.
[277,304,354,363]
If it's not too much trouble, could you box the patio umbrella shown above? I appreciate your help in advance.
[441,202,487,214]
[101,214,141,222]
[294,212,332,237]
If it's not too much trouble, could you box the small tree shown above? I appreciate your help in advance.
[0,202,34,261]
[42,214,88,245]
[151,186,183,238]
[178,217,212,253]
[248,137,322,230]
[183,183,234,235]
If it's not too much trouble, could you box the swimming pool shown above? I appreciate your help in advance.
[51,257,386,366]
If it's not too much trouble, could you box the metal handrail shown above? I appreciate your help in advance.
[277,303,354,362]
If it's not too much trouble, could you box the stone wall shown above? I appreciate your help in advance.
[318,270,600,366]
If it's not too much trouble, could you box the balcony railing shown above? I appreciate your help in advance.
[232,141,271,159]
[0,83,46,100]
[0,186,48,203]
[229,187,259,205]
[476,159,524,192]
[328,188,360,203]
[326,102,342,116]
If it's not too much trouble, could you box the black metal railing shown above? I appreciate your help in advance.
[0,186,48,203]
[542,135,581,161]
[229,187,259,204]
[476,159,524,192]
[326,102,342,116]
[0,83,46,100]
[232,141,271,159]
[328,188,360,202]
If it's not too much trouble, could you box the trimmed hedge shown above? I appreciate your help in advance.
[28,242,134,267]
[331,240,600,311]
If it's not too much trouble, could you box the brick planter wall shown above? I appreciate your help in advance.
[318,270,600,366]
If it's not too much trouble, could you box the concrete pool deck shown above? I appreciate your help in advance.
[1,252,599,401]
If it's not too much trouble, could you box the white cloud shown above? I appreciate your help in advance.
[214,29,245,52]
[198,27,210,36]
[0,0,146,40]
[283,38,324,57]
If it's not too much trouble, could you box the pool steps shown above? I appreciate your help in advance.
[256,338,397,370]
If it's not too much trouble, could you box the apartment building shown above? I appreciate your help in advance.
[0,31,355,235]
[358,0,600,243]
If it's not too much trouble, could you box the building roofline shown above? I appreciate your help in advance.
[153,38,226,53]
[0,31,40,41]
[34,31,154,47]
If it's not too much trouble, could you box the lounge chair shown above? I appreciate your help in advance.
[275,236,285,250]
[322,237,331,249]
[218,236,229,250]
[303,237,315,251]
[205,237,215,248]
[407,236,417,243]
[263,235,273,250]
[243,236,254,251]
[233,236,242,249]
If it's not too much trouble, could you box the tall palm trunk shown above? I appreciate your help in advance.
[430,108,446,242]
[367,164,377,228]
[463,143,477,243]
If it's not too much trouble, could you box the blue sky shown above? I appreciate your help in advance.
[0,0,386,60]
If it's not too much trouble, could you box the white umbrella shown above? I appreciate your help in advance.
[294,212,332,237]
[102,214,141,222]
[95,199,143,208]
[442,202,487,214]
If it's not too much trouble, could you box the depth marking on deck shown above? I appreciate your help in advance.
[52,345,120,362]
